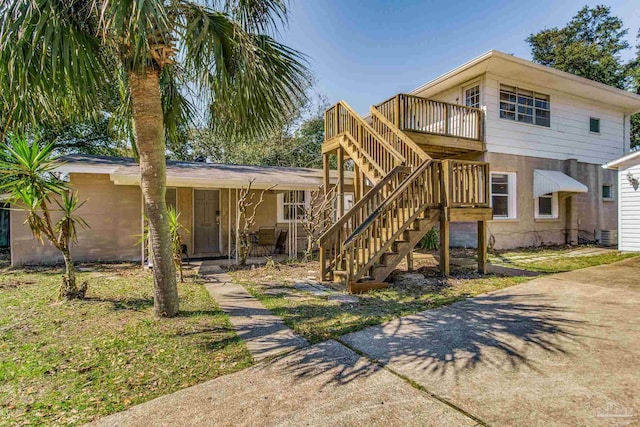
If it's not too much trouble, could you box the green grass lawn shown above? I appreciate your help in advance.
[231,249,638,344]
[0,264,252,426]
[489,249,638,273]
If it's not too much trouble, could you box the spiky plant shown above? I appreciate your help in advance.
[0,136,89,299]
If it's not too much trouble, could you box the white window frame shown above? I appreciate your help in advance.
[463,83,481,109]
[589,117,601,134]
[499,84,550,127]
[277,190,310,223]
[490,172,517,220]
[602,184,614,201]
[534,192,559,219]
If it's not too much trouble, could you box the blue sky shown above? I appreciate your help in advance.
[279,0,640,115]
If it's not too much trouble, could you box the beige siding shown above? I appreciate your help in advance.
[619,164,640,251]
[10,173,354,264]
[176,187,193,254]
[11,173,142,266]
[450,152,616,249]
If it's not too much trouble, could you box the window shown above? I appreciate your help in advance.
[165,188,177,210]
[499,84,550,127]
[590,117,600,133]
[464,85,480,108]
[602,184,614,201]
[277,191,308,222]
[535,193,558,219]
[490,172,517,219]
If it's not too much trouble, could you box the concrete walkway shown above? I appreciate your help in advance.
[198,262,308,361]
[88,340,476,427]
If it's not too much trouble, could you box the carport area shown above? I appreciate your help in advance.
[342,257,640,426]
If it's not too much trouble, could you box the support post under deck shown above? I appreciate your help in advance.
[323,153,330,195]
[478,220,487,274]
[439,220,450,276]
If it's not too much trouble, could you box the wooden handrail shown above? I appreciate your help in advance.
[319,165,410,245]
[444,159,490,207]
[342,160,443,281]
[401,93,484,114]
[341,133,387,178]
[337,101,406,165]
[344,160,436,247]
[369,106,430,168]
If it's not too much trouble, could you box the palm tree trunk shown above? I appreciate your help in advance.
[129,67,179,318]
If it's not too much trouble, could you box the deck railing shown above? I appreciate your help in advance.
[443,160,490,207]
[376,94,484,141]
[369,106,430,169]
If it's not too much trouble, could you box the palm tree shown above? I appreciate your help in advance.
[0,0,308,317]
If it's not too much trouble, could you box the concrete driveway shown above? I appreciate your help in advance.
[342,257,640,426]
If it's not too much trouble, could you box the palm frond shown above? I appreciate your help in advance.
[0,0,112,131]
[196,0,288,34]
[175,1,309,139]
[161,64,196,151]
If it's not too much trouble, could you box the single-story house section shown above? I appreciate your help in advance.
[7,155,353,267]
[603,150,640,251]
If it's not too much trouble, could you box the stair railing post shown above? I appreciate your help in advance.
[393,94,400,128]
[337,148,345,218]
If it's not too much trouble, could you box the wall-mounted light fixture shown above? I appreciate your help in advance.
[627,172,639,191]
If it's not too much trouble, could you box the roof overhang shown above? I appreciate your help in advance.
[533,170,588,198]
[109,173,348,191]
[409,50,640,114]
[53,156,354,190]
[602,150,640,170]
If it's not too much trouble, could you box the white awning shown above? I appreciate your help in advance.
[533,170,588,198]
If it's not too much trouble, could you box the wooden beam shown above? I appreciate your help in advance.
[323,153,330,196]
[447,207,493,222]
[349,281,388,294]
[478,220,487,274]
[439,220,450,276]
[406,251,414,272]
[337,148,345,218]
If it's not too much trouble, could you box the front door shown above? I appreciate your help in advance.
[194,190,220,254]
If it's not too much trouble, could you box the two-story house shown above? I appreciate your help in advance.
[319,50,640,290]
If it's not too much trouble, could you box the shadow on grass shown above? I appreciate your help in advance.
[84,296,154,311]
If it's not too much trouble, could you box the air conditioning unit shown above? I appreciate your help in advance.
[596,229,618,246]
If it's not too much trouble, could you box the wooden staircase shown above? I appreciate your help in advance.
[320,98,491,292]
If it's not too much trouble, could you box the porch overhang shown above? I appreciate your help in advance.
[533,170,587,198]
